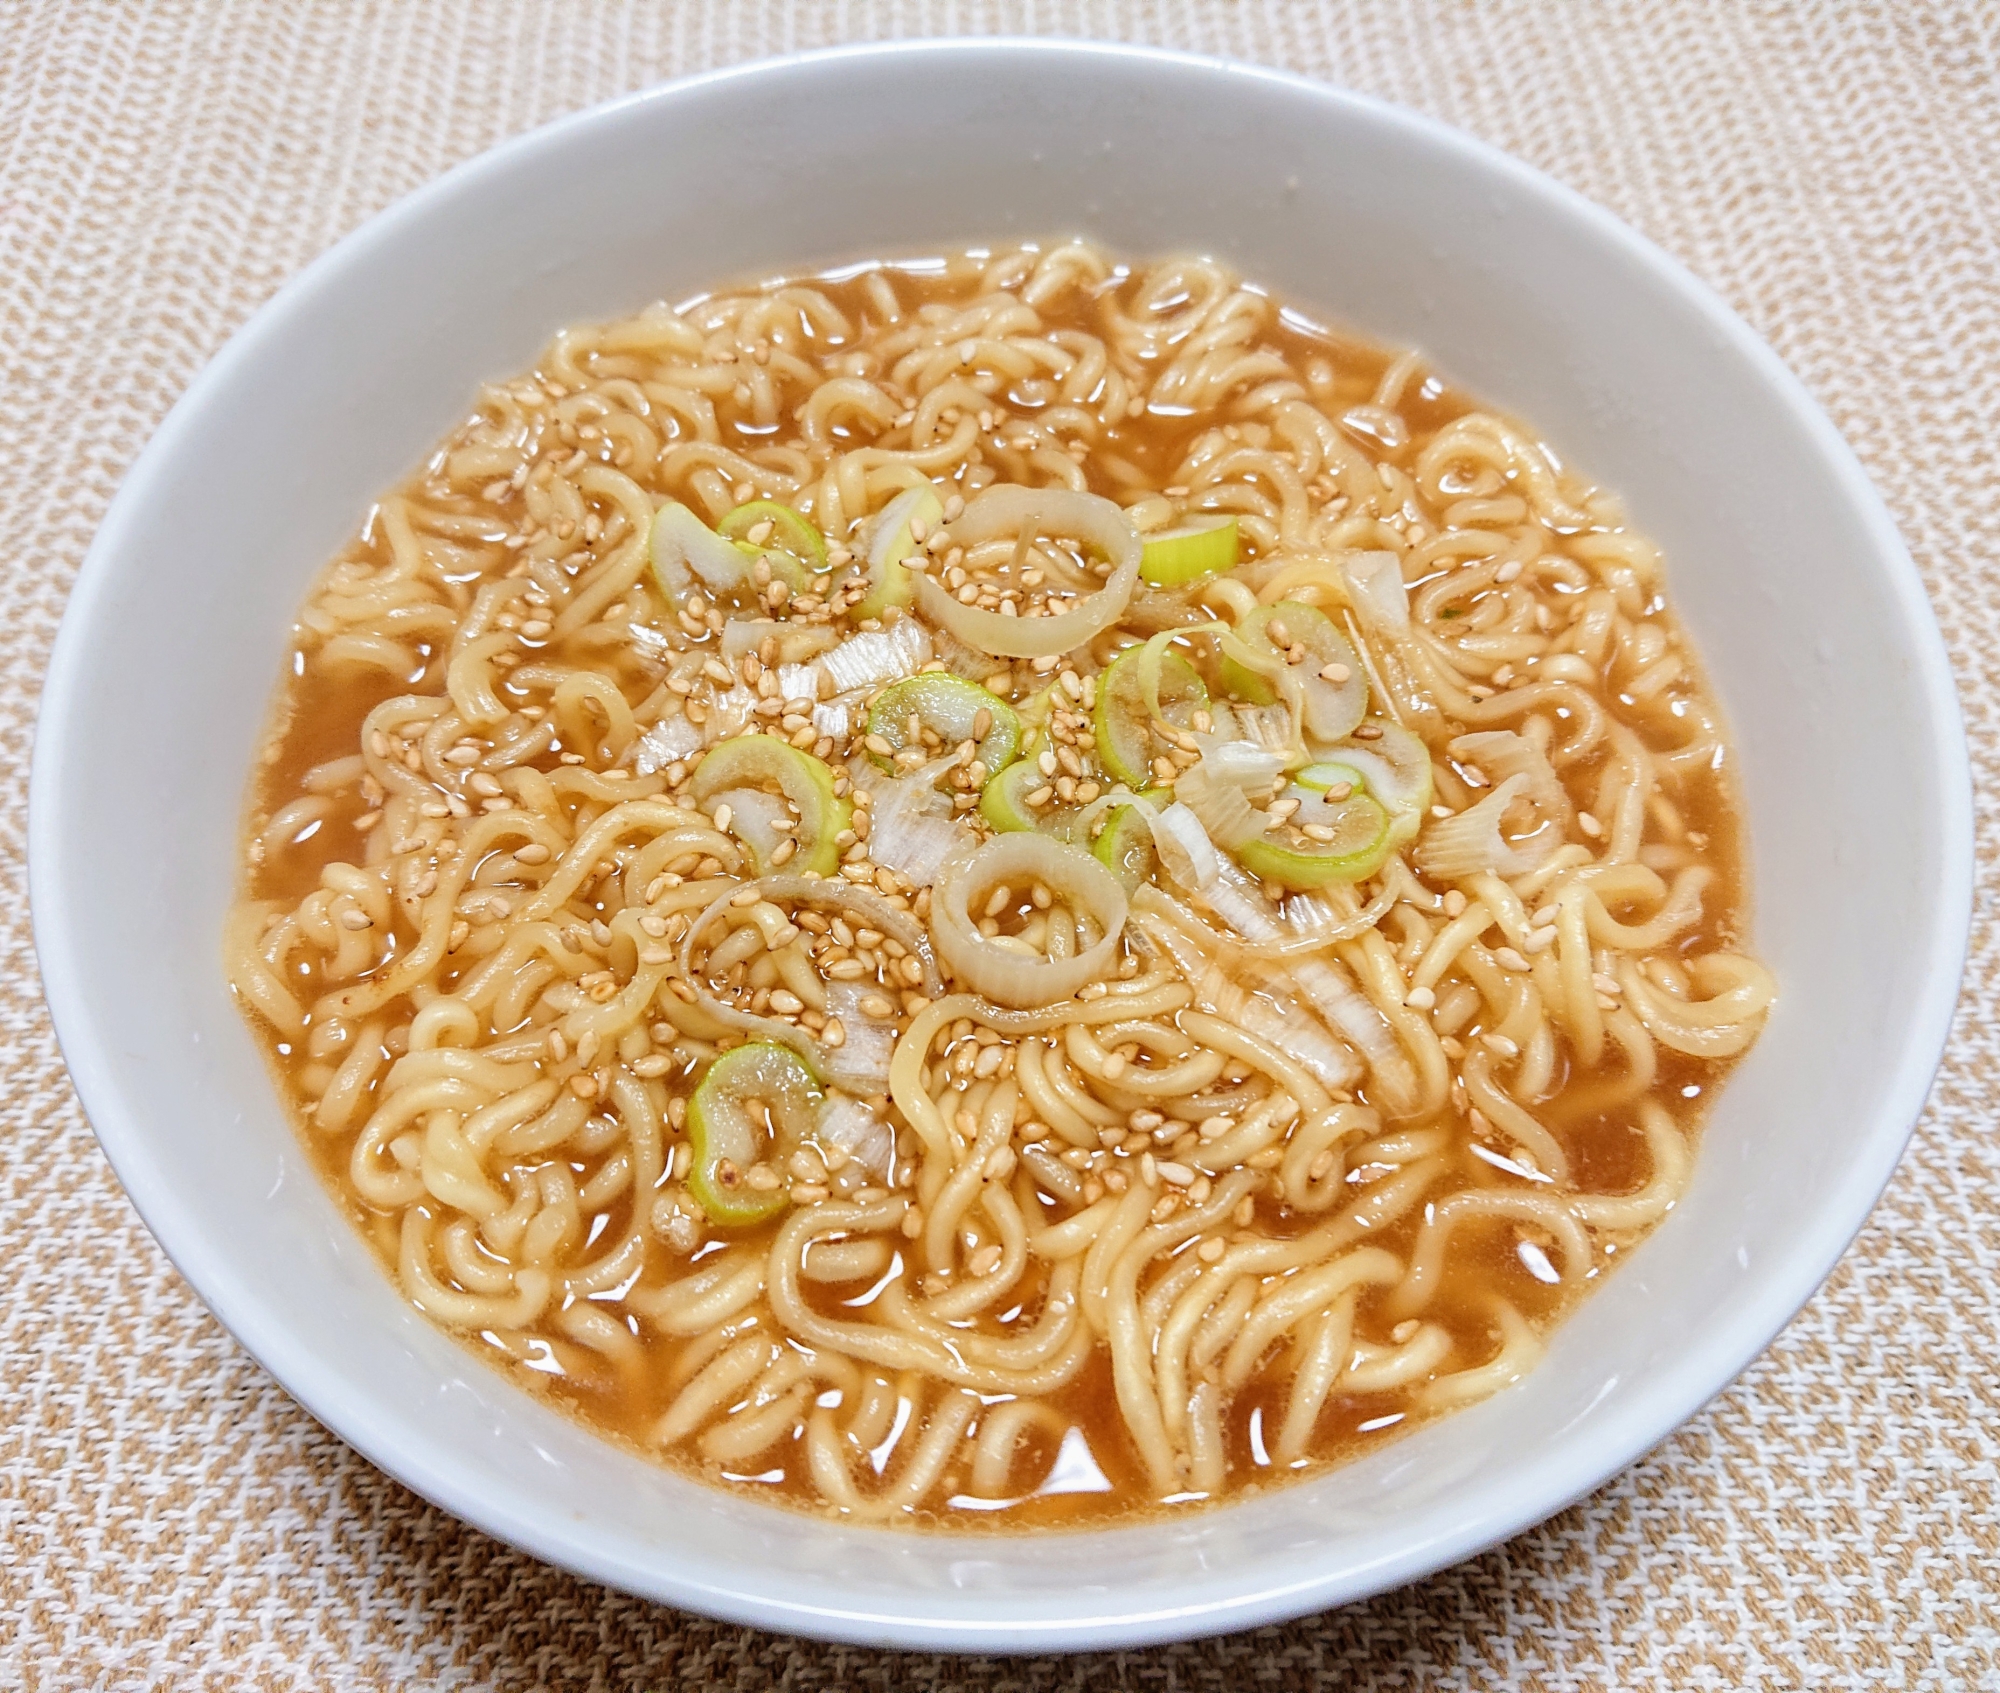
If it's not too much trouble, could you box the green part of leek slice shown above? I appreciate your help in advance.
[1094,645,1210,789]
[1092,804,1158,891]
[717,501,830,576]
[688,735,850,876]
[1237,791,1393,889]
[687,1042,823,1225]
[867,673,1022,779]
[979,756,1048,833]
[852,485,945,621]
[1220,600,1370,741]
[1139,516,1238,587]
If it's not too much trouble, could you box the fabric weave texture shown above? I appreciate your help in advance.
[2,3,1995,1688]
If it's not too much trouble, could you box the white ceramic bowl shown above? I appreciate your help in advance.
[31,39,1971,1651]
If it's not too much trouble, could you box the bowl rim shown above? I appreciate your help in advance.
[28,34,1975,1653]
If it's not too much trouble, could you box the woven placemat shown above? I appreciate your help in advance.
[3,3,1994,1686]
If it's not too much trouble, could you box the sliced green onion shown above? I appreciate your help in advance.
[1092,804,1159,891]
[1140,515,1238,586]
[718,500,829,576]
[651,500,753,599]
[914,484,1143,658]
[852,485,944,621]
[689,735,851,876]
[1237,791,1392,888]
[931,834,1130,1007]
[979,757,1047,832]
[1220,600,1369,742]
[1295,760,1369,796]
[866,673,1021,779]
[1095,643,1210,788]
[1321,720,1434,846]
[686,1042,823,1225]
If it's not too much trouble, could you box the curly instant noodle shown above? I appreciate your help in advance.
[228,241,1773,1526]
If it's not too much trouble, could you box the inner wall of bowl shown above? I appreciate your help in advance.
[41,43,1950,1637]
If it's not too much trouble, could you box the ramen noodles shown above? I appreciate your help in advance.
[227,241,1774,1525]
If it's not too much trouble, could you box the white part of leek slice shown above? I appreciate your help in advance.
[651,500,750,597]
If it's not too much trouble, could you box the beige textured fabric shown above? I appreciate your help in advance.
[3,2,1994,1685]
